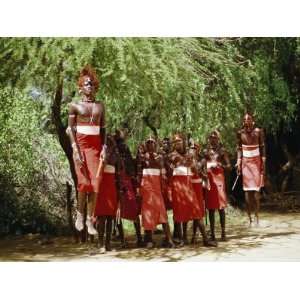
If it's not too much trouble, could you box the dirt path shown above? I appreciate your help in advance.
[1,212,300,261]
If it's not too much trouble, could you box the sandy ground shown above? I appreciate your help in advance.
[1,212,300,261]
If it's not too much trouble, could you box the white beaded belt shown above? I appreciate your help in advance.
[76,125,100,135]
[207,162,218,169]
[242,145,260,158]
[142,168,160,176]
[242,144,259,148]
[104,165,115,173]
[173,166,193,176]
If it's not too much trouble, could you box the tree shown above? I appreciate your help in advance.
[1,37,300,233]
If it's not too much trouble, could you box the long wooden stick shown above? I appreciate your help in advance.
[232,175,240,191]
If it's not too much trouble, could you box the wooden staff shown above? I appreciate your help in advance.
[232,174,240,191]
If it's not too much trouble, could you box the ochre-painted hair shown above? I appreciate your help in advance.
[77,65,99,92]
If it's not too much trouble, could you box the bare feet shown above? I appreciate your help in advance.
[163,240,175,248]
[105,243,112,251]
[190,236,197,244]
[183,238,189,245]
[146,242,155,249]
[203,240,218,247]
[99,247,106,254]
[136,239,145,248]
[221,232,227,242]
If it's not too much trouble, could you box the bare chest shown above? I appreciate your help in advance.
[76,102,103,123]
[143,153,162,169]
[241,130,260,145]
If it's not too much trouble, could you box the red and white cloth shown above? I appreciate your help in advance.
[206,161,227,210]
[140,168,168,230]
[74,121,102,193]
[161,168,173,210]
[171,166,203,222]
[119,171,140,221]
[191,175,205,218]
[94,165,118,217]
[242,144,264,191]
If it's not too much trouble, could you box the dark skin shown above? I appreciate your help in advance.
[169,136,217,247]
[237,114,266,226]
[204,133,231,241]
[186,145,217,247]
[160,137,173,214]
[136,139,174,248]
[168,136,189,245]
[67,75,106,221]
[97,135,121,253]
[114,130,143,248]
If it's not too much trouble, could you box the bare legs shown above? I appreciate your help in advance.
[144,223,174,249]
[97,216,113,254]
[191,219,217,247]
[133,216,144,247]
[162,223,175,247]
[208,209,226,241]
[245,191,261,226]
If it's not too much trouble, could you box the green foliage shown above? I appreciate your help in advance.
[1,37,299,234]
[0,87,70,234]
[2,37,298,153]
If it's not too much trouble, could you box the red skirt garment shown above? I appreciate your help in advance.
[171,167,203,222]
[94,165,118,217]
[74,125,102,193]
[140,169,168,230]
[206,165,227,210]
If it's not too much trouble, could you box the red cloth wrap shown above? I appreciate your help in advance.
[140,171,168,230]
[94,167,118,216]
[161,180,173,210]
[74,124,102,193]
[191,175,205,218]
[119,171,140,221]
[171,168,203,222]
[242,145,264,191]
[206,166,227,210]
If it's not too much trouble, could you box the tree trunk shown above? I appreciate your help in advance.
[51,79,77,189]
[51,72,79,240]
[66,181,76,238]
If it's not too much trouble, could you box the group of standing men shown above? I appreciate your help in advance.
[66,66,266,254]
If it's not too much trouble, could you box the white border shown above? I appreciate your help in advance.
[1,0,300,36]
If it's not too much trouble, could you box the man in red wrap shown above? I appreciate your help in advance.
[114,129,143,248]
[204,130,231,241]
[160,137,173,211]
[136,136,174,248]
[94,134,120,253]
[188,141,209,244]
[66,65,106,236]
[169,133,216,247]
[236,113,266,226]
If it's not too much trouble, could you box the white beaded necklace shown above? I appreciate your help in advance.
[82,100,95,124]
